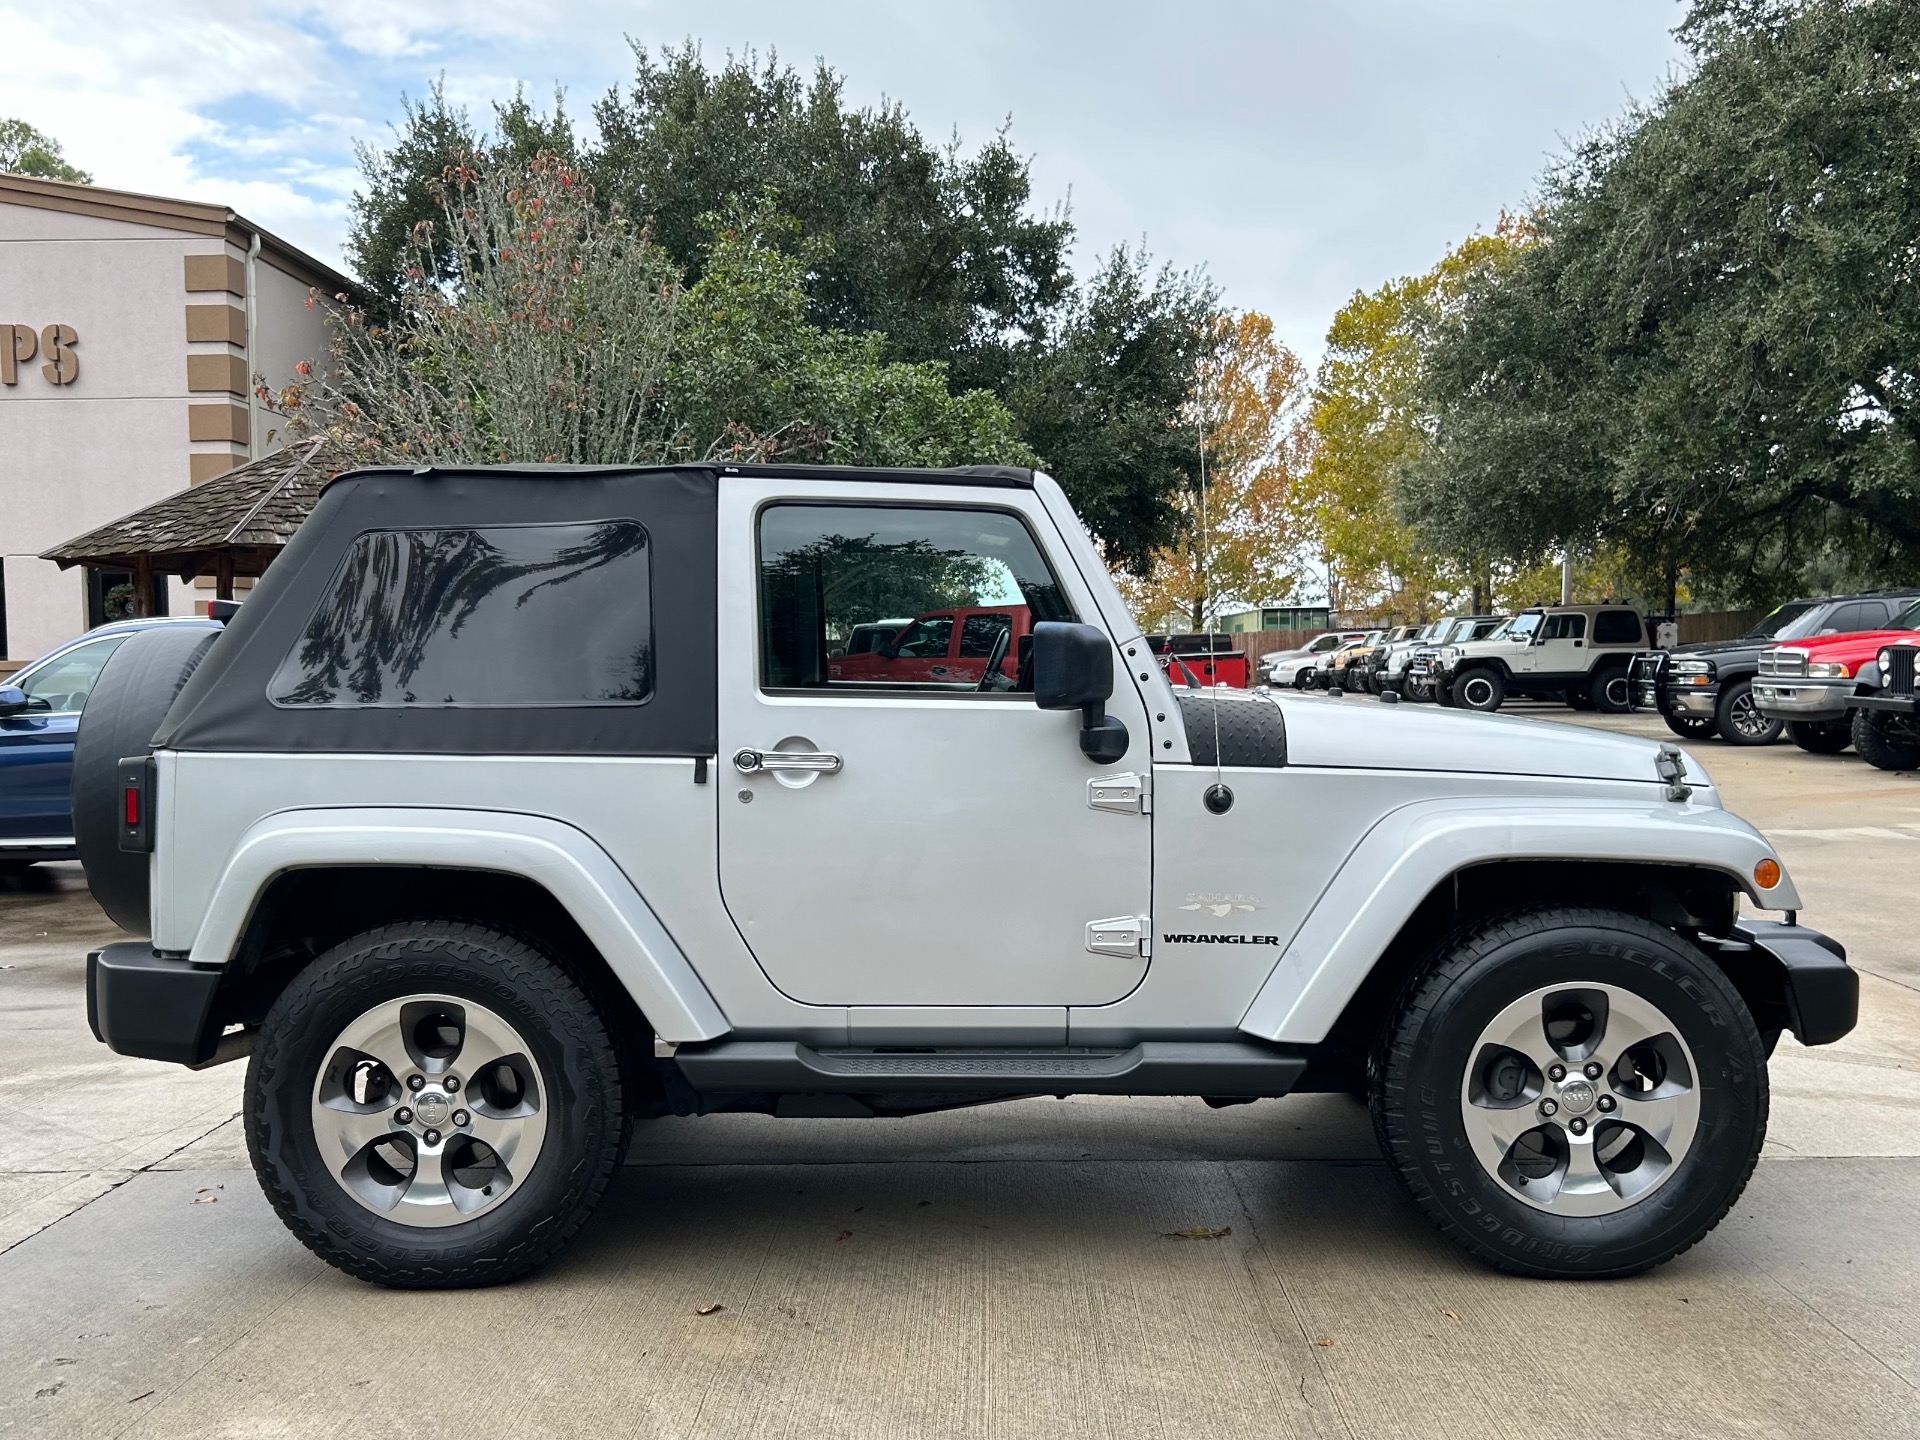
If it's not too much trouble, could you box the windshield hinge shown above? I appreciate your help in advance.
[1086,915,1149,959]
[1088,771,1151,815]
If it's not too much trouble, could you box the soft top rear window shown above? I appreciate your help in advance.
[269,522,652,708]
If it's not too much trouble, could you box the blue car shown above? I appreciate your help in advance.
[0,617,223,872]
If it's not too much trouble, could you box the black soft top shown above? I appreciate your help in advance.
[154,462,1039,758]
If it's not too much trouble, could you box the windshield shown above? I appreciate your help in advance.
[1744,601,1820,641]
[1509,613,1544,640]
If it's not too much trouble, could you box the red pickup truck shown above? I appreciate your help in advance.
[828,606,1029,687]
[1752,596,1920,751]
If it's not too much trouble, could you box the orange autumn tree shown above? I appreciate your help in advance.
[1118,311,1310,631]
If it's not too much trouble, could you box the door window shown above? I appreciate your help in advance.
[1540,613,1587,641]
[14,636,129,714]
[759,504,1075,692]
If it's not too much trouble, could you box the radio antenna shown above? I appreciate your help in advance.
[1196,379,1228,808]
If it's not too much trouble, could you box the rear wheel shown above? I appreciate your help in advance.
[1588,668,1631,714]
[1852,708,1920,772]
[1715,678,1782,746]
[246,920,626,1288]
[1662,713,1716,740]
[1787,719,1852,755]
[1454,667,1505,712]
[1372,906,1766,1278]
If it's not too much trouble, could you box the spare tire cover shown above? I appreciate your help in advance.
[72,627,219,934]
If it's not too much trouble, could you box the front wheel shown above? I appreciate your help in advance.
[1787,719,1852,755]
[1454,667,1505,712]
[1852,708,1920,771]
[246,921,627,1287]
[1715,678,1783,746]
[1371,906,1767,1278]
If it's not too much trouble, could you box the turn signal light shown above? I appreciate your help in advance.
[1754,858,1782,890]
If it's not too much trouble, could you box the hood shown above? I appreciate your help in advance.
[1274,692,1686,786]
[1670,636,1762,658]
[1775,627,1917,659]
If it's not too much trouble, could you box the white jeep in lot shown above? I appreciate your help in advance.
[78,463,1854,1288]
[1431,603,1649,713]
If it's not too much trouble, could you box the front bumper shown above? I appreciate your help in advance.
[1753,679,1851,721]
[1635,681,1720,716]
[87,943,225,1065]
[1698,919,1858,1048]
[1849,694,1918,716]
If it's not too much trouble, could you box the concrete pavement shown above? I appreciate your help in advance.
[2,708,1917,1438]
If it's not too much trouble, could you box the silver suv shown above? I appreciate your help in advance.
[77,463,1854,1288]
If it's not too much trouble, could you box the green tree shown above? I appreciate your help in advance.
[1410,0,1920,606]
[343,47,1215,566]
[0,119,91,183]
[274,155,1029,472]
[1009,247,1219,575]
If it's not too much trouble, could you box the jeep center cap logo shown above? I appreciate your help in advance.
[413,1090,452,1127]
[1557,1078,1598,1116]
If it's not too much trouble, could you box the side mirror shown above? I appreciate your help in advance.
[1033,621,1128,763]
[0,685,26,717]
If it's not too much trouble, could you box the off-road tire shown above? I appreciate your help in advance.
[71,626,219,933]
[1852,708,1920,772]
[1453,667,1505,712]
[1787,719,1852,755]
[1663,713,1715,740]
[1588,666,1631,714]
[246,920,626,1288]
[1370,905,1767,1279]
[1714,677,1783,746]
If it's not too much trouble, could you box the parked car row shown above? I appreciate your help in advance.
[1243,588,1920,775]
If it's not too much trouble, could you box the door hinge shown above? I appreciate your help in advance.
[1086,915,1149,959]
[1088,771,1151,815]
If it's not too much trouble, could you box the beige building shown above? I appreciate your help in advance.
[0,174,351,665]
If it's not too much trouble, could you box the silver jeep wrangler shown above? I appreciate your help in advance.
[77,463,1856,1288]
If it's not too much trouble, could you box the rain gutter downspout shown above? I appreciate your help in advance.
[244,229,261,460]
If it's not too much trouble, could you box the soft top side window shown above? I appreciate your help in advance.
[1592,609,1642,644]
[269,522,653,708]
[757,503,1075,693]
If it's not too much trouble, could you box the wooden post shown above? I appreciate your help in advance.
[215,551,235,602]
[131,557,154,618]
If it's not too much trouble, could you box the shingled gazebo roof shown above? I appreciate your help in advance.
[41,438,333,583]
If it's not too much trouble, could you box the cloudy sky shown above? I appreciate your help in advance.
[6,0,1687,360]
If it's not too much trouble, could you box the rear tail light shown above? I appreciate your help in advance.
[116,757,155,853]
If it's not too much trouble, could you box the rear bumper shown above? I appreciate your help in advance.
[1699,919,1858,1048]
[86,943,224,1065]
[0,837,78,864]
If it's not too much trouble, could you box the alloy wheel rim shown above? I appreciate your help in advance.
[1462,676,1495,708]
[1459,982,1701,1216]
[1731,690,1773,737]
[310,993,548,1227]
[1604,676,1629,709]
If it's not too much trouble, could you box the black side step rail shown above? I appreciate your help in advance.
[673,1040,1309,1098]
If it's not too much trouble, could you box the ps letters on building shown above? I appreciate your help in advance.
[1,324,80,386]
